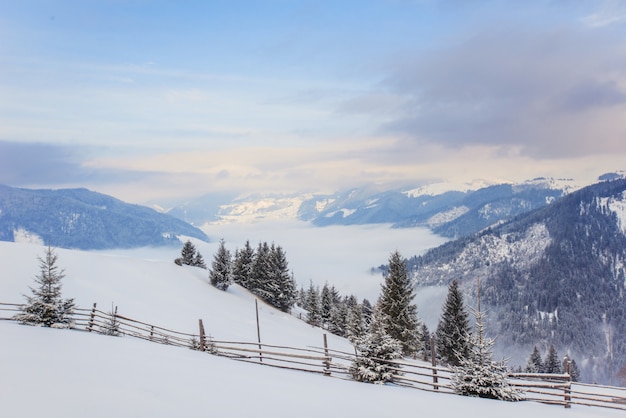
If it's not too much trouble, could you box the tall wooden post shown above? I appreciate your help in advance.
[198,319,206,352]
[430,335,439,391]
[563,356,572,408]
[323,333,331,376]
[256,299,263,363]
[87,302,97,332]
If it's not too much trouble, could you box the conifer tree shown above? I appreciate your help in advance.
[179,240,197,265]
[346,295,366,342]
[15,247,75,328]
[361,298,373,326]
[544,344,562,374]
[232,240,254,288]
[451,281,522,401]
[350,302,402,384]
[249,241,272,299]
[305,281,321,326]
[193,251,207,269]
[270,244,296,312]
[100,303,121,336]
[209,239,232,291]
[525,345,543,373]
[436,279,471,366]
[378,251,421,356]
[320,283,333,327]
[420,324,432,362]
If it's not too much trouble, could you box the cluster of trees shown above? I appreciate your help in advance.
[524,344,581,381]
[177,239,298,313]
[174,240,207,269]
[297,281,371,341]
[435,279,521,400]
[349,251,426,384]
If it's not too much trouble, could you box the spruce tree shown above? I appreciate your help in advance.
[209,239,233,291]
[451,281,522,401]
[305,281,321,326]
[346,295,366,343]
[525,345,543,373]
[452,308,522,401]
[436,280,471,366]
[320,283,333,327]
[378,251,421,356]
[420,324,432,362]
[100,304,121,336]
[193,251,207,269]
[232,240,254,288]
[270,244,296,312]
[249,241,273,300]
[544,344,562,374]
[350,302,402,384]
[179,240,197,266]
[15,247,75,328]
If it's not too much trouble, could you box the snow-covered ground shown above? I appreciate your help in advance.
[1,240,622,418]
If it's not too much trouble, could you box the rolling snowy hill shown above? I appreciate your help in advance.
[1,241,623,418]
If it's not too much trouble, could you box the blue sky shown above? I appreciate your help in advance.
[1,0,626,203]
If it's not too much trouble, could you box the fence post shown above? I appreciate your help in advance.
[198,319,206,352]
[323,333,331,376]
[430,335,439,391]
[87,302,97,332]
[563,357,572,408]
[255,299,263,363]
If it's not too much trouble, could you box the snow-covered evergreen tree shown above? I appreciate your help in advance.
[232,240,254,288]
[269,244,296,312]
[15,247,75,328]
[451,287,522,401]
[249,241,273,299]
[179,240,197,265]
[420,324,432,362]
[192,251,207,269]
[378,251,421,357]
[100,303,121,336]
[320,283,333,327]
[305,281,321,326]
[436,279,471,366]
[525,345,543,373]
[345,295,366,342]
[544,344,562,374]
[350,302,402,384]
[209,239,232,291]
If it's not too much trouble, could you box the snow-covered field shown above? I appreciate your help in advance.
[1,240,623,417]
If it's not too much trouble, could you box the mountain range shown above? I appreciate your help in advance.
[402,177,626,384]
[0,185,208,250]
[166,177,582,239]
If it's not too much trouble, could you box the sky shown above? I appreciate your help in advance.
[1,0,626,204]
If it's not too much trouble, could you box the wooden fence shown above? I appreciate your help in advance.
[2,301,625,411]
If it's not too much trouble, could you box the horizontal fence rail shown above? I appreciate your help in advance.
[1,301,624,411]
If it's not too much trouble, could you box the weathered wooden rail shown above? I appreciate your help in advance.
[2,301,625,411]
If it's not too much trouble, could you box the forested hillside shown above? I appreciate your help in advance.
[0,185,208,249]
[406,179,626,384]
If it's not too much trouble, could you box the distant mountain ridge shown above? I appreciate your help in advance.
[170,177,578,239]
[0,185,208,250]
[403,177,626,384]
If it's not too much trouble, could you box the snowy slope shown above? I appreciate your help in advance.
[1,241,622,418]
